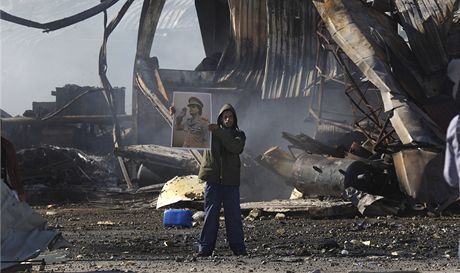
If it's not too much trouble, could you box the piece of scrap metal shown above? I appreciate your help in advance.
[156,175,205,209]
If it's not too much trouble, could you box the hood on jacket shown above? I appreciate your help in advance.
[217,103,238,129]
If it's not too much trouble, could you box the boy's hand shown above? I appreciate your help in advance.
[169,105,176,116]
[208,124,219,131]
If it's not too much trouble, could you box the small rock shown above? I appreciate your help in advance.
[276,228,286,236]
[310,270,321,273]
[190,267,197,272]
[274,213,286,221]
[97,221,115,226]
[76,254,83,259]
[340,249,349,255]
[192,211,205,222]
[46,211,57,216]
[246,209,262,221]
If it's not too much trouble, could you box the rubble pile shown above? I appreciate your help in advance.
[260,131,459,216]
[17,145,121,204]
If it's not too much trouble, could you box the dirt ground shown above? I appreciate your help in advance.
[32,193,460,273]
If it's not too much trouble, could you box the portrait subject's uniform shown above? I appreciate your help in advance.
[182,116,209,148]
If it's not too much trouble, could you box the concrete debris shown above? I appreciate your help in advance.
[289,188,304,200]
[156,175,205,209]
[274,213,286,221]
[245,209,263,221]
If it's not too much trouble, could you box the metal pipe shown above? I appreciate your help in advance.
[293,153,373,197]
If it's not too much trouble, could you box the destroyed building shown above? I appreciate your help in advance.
[127,0,460,208]
[1,0,459,210]
[1,84,128,153]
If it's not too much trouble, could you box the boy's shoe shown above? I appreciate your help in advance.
[196,251,212,257]
[233,250,248,256]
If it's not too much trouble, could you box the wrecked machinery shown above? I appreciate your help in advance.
[1,0,459,210]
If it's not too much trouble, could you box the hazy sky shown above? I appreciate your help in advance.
[0,0,205,116]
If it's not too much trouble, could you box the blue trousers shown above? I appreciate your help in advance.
[198,182,246,254]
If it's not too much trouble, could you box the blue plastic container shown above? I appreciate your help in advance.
[163,209,193,228]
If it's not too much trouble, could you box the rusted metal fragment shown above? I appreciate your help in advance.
[312,0,443,145]
[394,0,458,75]
[344,187,401,216]
[260,146,295,178]
[156,175,205,209]
[0,0,120,32]
[240,199,357,217]
[349,142,373,158]
[282,132,340,156]
[393,149,457,205]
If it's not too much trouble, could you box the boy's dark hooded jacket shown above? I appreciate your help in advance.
[198,104,246,186]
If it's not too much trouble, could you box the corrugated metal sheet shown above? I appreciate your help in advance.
[214,0,331,99]
[394,0,458,75]
[262,0,320,99]
[156,0,197,31]
[214,0,268,92]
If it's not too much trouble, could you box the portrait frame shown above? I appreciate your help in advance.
[171,92,212,150]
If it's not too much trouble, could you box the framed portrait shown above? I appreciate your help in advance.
[171,92,212,149]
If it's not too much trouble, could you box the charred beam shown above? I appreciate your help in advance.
[0,0,120,32]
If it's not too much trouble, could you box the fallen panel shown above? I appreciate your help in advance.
[393,149,457,204]
[156,175,205,209]
[240,199,357,217]
[394,0,458,75]
[312,0,443,145]
[1,180,60,270]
